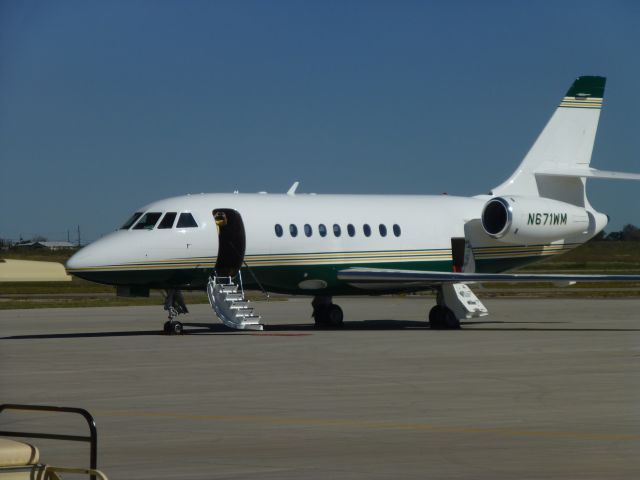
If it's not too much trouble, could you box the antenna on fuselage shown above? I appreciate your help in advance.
[287,181,300,196]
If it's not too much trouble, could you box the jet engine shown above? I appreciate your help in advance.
[481,196,591,243]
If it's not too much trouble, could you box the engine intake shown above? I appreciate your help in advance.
[481,196,590,243]
[481,197,512,237]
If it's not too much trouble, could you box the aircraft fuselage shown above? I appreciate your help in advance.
[66,192,586,295]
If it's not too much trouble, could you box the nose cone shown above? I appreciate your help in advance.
[66,236,114,271]
[65,247,92,271]
[65,231,128,283]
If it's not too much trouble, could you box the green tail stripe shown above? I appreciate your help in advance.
[565,76,606,99]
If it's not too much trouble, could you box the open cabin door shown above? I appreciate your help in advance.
[213,209,246,277]
[451,237,466,272]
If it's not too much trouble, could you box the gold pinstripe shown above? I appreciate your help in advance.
[559,96,602,109]
[66,244,580,273]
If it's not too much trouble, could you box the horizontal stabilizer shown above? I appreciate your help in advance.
[338,267,640,286]
[535,167,640,181]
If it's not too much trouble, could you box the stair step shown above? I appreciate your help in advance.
[230,302,250,309]
[240,315,262,324]
[224,293,243,301]
[238,323,263,331]
[234,310,255,317]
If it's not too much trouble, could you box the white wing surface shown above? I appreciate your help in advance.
[338,267,640,286]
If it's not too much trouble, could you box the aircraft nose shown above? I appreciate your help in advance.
[65,248,91,271]
[65,233,120,274]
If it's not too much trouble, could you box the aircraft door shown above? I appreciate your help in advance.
[213,209,246,277]
[451,237,466,272]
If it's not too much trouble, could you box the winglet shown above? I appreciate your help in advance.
[287,181,300,196]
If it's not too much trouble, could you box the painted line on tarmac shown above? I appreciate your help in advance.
[251,333,313,336]
[96,410,639,443]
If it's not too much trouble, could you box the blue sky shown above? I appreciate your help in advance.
[1,0,639,242]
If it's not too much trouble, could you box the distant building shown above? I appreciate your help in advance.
[15,241,77,251]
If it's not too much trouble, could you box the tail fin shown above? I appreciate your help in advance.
[491,76,606,206]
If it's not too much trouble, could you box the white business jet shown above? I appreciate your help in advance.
[66,76,640,334]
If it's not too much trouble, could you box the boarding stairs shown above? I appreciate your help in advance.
[206,275,264,331]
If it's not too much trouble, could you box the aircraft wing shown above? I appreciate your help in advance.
[337,267,640,286]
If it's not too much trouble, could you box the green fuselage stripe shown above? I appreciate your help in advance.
[69,244,574,295]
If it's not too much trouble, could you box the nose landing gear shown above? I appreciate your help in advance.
[163,289,189,335]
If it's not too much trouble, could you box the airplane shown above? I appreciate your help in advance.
[66,76,640,334]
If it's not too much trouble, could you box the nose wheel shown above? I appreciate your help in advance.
[163,320,184,335]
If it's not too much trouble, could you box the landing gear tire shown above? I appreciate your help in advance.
[312,295,344,328]
[428,305,460,330]
[314,304,344,328]
[326,304,344,327]
[163,320,184,335]
[313,310,327,327]
[443,308,460,329]
[428,305,445,329]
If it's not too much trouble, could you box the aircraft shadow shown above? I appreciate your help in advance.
[3,319,638,340]
[195,319,640,333]
[264,320,640,333]
[461,325,640,332]
[0,325,241,340]
[0,320,434,340]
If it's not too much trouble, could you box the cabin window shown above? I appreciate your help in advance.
[347,224,355,237]
[304,224,313,237]
[290,224,298,237]
[333,224,341,237]
[363,224,371,237]
[158,212,177,229]
[318,224,327,237]
[177,213,198,228]
[379,224,387,237]
[121,212,142,230]
[275,224,283,237]
[133,212,162,230]
[393,224,401,237]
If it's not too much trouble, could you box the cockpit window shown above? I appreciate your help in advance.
[132,212,163,230]
[158,212,177,229]
[177,212,198,228]
[120,212,143,230]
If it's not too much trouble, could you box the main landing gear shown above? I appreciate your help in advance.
[163,289,189,335]
[428,304,460,330]
[312,295,344,328]
[426,285,482,330]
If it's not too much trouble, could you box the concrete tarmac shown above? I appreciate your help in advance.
[1,297,639,479]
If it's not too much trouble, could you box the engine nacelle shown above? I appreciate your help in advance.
[481,196,590,243]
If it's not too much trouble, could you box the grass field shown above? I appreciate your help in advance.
[2,241,640,310]
[521,240,640,273]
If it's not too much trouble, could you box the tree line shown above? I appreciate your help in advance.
[598,224,640,241]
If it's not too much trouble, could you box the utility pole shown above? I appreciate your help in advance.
[67,230,70,243]
[77,225,81,247]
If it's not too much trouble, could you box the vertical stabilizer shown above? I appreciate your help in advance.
[491,76,606,206]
